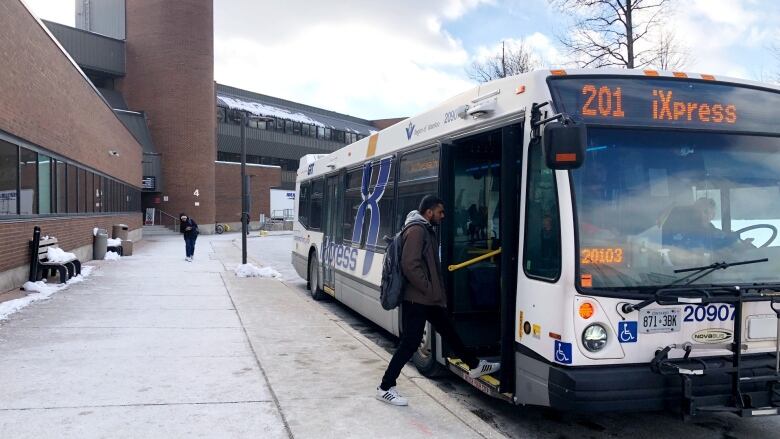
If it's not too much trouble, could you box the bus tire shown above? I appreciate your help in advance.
[308,252,326,301]
[412,322,445,377]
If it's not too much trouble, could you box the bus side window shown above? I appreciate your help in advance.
[523,142,561,281]
[343,168,363,247]
[298,182,310,228]
[396,147,439,231]
[310,178,324,230]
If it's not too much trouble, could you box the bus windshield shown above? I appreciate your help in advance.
[572,128,780,290]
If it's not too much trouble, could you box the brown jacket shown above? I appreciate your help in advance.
[401,217,447,307]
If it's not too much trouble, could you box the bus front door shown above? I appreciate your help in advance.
[443,129,503,356]
[322,174,342,294]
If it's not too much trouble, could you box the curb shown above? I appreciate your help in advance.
[332,319,508,439]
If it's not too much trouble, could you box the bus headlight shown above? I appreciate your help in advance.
[582,324,608,352]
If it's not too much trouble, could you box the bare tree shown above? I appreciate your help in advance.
[467,40,538,83]
[550,0,672,69]
[651,28,688,70]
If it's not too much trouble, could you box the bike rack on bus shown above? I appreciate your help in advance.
[649,288,780,418]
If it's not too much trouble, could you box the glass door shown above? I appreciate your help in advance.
[322,173,342,290]
[444,129,503,352]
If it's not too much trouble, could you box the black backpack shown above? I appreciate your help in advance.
[380,222,427,310]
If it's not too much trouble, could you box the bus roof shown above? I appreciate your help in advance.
[297,68,780,181]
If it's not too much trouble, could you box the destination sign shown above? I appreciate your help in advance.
[548,77,780,134]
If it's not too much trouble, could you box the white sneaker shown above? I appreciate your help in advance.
[185,257,191,262]
[468,360,501,378]
[376,386,408,406]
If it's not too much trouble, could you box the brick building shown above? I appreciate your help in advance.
[0,0,142,292]
[0,0,403,292]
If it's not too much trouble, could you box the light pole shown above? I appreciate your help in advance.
[239,111,273,265]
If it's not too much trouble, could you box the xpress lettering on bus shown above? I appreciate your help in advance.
[323,156,393,276]
[352,156,393,275]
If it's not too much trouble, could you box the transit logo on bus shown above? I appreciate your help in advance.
[352,156,393,275]
[405,121,415,140]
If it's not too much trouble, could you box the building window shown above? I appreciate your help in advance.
[55,160,66,214]
[0,140,18,215]
[78,169,87,213]
[20,147,37,215]
[85,171,94,213]
[216,107,226,123]
[67,163,78,214]
[38,154,51,214]
[94,175,102,212]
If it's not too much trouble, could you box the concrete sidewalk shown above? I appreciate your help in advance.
[0,234,505,438]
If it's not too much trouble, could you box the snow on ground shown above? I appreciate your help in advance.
[104,251,121,261]
[46,247,77,263]
[0,266,94,321]
[234,263,282,279]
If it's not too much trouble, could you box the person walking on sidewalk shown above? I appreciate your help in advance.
[179,213,199,262]
[376,195,500,406]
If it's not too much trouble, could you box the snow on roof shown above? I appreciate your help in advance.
[217,95,327,127]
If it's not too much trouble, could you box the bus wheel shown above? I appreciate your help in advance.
[413,322,445,377]
[308,253,326,301]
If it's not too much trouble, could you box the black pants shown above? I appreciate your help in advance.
[184,235,197,257]
[380,302,478,390]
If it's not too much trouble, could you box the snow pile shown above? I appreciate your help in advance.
[107,238,122,246]
[47,247,76,263]
[104,251,121,261]
[234,263,282,279]
[93,227,99,237]
[0,266,94,321]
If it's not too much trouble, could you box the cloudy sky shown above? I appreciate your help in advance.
[25,0,780,120]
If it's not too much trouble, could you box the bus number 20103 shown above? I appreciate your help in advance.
[683,304,736,322]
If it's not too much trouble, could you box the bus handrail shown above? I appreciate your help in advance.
[447,248,501,272]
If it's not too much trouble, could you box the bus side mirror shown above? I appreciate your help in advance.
[543,119,587,170]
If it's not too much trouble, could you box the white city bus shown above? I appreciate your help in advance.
[292,69,780,417]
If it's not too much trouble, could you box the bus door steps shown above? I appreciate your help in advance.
[648,289,780,418]
[447,358,513,403]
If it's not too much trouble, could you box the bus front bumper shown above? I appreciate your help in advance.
[544,353,779,413]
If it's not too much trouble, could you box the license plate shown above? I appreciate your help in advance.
[640,308,681,333]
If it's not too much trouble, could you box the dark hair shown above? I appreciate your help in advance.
[418,195,444,215]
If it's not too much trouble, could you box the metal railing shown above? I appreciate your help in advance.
[155,209,180,231]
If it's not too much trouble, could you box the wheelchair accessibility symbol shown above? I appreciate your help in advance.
[554,340,572,364]
[618,321,638,343]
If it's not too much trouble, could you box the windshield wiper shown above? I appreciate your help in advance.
[670,258,769,287]
[621,258,769,313]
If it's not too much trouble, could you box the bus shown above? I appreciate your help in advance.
[292,68,780,417]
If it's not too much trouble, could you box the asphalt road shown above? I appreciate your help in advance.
[247,233,779,439]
